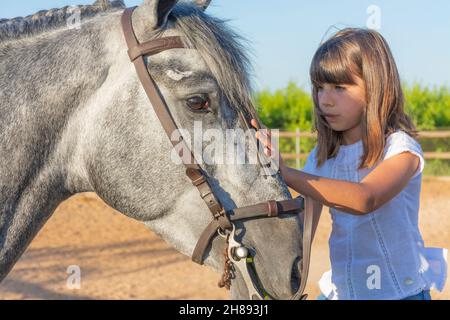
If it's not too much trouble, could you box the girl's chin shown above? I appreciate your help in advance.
[328,123,343,131]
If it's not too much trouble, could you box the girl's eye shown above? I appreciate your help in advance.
[335,85,346,90]
[186,96,210,113]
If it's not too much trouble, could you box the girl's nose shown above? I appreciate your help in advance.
[319,90,334,108]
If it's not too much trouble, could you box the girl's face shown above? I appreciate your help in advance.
[317,75,366,139]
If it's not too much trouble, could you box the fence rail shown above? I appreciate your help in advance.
[274,130,450,138]
[275,130,450,163]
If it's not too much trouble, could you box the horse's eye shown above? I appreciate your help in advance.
[186,96,210,113]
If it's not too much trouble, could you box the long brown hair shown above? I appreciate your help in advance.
[310,28,418,169]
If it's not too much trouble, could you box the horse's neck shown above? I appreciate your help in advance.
[0,17,114,281]
[0,169,71,281]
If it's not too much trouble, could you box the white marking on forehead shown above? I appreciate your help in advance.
[166,69,194,81]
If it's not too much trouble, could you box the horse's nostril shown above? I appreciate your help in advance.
[291,256,302,294]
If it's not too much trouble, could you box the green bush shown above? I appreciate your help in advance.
[423,160,450,176]
[404,84,450,130]
[254,81,314,131]
[254,82,316,155]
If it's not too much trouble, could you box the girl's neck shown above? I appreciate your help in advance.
[341,123,363,145]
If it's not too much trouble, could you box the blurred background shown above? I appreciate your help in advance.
[0,0,448,300]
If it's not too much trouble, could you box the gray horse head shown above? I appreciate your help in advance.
[0,0,304,299]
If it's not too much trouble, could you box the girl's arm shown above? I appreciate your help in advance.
[283,151,419,215]
[254,125,420,216]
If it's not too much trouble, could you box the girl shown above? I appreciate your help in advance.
[251,28,447,300]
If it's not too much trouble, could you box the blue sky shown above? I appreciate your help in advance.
[1,0,449,91]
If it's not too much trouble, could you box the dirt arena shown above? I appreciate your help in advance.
[0,178,448,300]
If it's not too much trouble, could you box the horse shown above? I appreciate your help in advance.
[0,0,306,299]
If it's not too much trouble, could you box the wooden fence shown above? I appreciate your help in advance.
[273,130,450,168]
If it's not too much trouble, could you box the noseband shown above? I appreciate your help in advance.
[121,7,313,300]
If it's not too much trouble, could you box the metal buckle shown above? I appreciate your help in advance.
[213,208,226,220]
[192,175,206,186]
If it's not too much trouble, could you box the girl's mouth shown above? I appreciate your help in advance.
[325,114,339,122]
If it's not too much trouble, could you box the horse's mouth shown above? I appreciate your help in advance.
[247,254,303,300]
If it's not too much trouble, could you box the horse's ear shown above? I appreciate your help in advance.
[141,0,179,29]
[192,0,211,11]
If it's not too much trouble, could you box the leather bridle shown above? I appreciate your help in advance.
[121,7,313,300]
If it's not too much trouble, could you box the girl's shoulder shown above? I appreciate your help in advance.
[385,130,421,148]
[384,130,424,161]
[383,130,425,179]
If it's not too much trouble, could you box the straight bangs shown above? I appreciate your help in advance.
[310,40,360,88]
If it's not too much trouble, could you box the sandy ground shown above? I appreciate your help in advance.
[0,178,449,300]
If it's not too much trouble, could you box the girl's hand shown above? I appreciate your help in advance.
[250,119,274,157]
[250,119,287,175]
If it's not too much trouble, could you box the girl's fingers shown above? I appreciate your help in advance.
[260,128,271,139]
[260,130,272,143]
[250,119,259,129]
[255,131,271,147]
[250,119,270,137]
[256,133,277,158]
[253,124,276,157]
[251,119,271,138]
[249,119,278,158]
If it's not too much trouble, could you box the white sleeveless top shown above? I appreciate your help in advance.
[302,130,448,300]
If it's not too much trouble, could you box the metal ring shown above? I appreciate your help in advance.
[217,228,229,238]
[217,223,235,239]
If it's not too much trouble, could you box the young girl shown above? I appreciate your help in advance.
[251,28,447,300]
